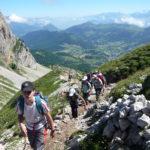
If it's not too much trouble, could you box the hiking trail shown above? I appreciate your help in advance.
[17,74,115,150]
[44,78,115,150]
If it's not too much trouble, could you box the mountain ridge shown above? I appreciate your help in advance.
[0,11,50,109]
[6,11,150,29]
[21,23,150,72]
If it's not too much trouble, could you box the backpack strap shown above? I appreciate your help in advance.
[18,94,45,115]
[35,95,44,115]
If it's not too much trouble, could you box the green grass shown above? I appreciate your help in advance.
[109,67,150,102]
[79,124,110,150]
[98,43,150,83]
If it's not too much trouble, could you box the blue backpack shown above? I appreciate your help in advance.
[18,92,49,115]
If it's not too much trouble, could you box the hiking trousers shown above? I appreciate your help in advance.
[95,88,102,100]
[71,106,78,118]
[27,127,47,150]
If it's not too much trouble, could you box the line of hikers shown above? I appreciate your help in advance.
[16,71,107,150]
[81,71,107,103]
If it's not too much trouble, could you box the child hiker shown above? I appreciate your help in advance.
[16,81,55,150]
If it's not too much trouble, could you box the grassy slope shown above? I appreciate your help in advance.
[0,76,18,108]
[109,67,150,101]
[98,43,150,83]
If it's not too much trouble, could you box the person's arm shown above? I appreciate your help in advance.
[45,112,55,137]
[79,96,87,110]
[61,91,68,96]
[18,115,27,137]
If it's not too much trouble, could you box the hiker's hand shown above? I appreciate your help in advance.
[50,129,55,138]
[20,123,27,137]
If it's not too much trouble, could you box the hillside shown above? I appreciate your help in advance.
[98,43,150,83]
[21,23,150,72]
[22,30,93,51]
[0,11,50,109]
[9,22,58,37]
[0,64,49,109]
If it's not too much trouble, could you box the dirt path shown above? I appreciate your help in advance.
[45,83,115,150]
[45,106,88,150]
[21,75,115,150]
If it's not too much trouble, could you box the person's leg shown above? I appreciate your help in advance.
[95,89,100,100]
[83,93,88,105]
[71,107,78,118]
[34,127,47,150]
[27,128,35,149]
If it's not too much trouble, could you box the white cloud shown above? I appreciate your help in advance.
[115,17,145,27]
[42,20,51,25]
[8,14,27,23]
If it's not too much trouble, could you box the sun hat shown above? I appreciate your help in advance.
[82,76,88,81]
[69,88,76,96]
[93,74,97,78]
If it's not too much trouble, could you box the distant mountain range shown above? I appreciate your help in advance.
[6,11,150,35]
[8,22,58,37]
[5,11,150,72]
[21,23,150,72]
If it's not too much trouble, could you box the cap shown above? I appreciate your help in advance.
[69,88,76,96]
[82,76,87,81]
[93,74,97,78]
[21,81,34,92]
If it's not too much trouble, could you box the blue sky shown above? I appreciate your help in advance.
[0,0,150,18]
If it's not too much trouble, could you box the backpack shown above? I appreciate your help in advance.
[93,78,103,89]
[81,81,91,93]
[97,75,106,85]
[18,92,49,115]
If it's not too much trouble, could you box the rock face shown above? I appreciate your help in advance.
[0,11,50,109]
[0,11,36,69]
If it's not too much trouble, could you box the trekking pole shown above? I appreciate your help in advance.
[23,137,27,150]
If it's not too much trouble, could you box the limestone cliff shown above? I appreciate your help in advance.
[0,11,36,69]
[0,11,50,108]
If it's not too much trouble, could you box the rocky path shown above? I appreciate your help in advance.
[45,106,87,150]
[44,83,115,150]
[7,75,114,150]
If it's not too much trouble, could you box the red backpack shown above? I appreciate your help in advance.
[97,75,106,85]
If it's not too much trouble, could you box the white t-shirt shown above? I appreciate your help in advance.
[16,98,50,130]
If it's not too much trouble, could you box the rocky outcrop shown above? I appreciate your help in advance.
[67,83,150,150]
[0,11,36,69]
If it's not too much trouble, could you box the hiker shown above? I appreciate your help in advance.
[16,81,55,150]
[97,72,107,95]
[68,71,73,82]
[92,74,103,101]
[87,72,93,86]
[81,76,91,105]
[62,87,87,118]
